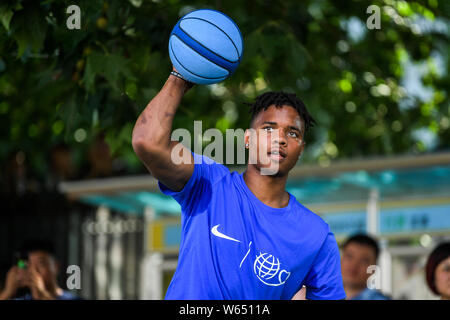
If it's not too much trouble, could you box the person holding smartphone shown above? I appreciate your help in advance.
[0,239,80,300]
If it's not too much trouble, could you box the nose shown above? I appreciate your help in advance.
[272,128,287,147]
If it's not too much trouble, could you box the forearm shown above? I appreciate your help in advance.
[0,289,15,300]
[132,75,189,152]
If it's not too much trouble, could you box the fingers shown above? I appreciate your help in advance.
[28,264,36,274]
[27,266,45,290]
[28,267,40,284]
[28,263,42,279]
[26,266,51,300]
[27,266,38,284]
[10,265,19,272]
[1,266,22,298]
[6,266,20,285]
[7,265,19,276]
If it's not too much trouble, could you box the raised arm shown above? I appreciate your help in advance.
[132,72,194,191]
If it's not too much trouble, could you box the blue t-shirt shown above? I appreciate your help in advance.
[351,288,391,300]
[159,153,346,300]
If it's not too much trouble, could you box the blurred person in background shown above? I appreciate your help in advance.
[45,143,76,191]
[341,234,391,300]
[2,150,28,195]
[425,242,450,300]
[86,133,113,179]
[0,238,80,300]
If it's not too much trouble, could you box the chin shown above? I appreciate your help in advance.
[439,290,450,299]
[256,164,289,177]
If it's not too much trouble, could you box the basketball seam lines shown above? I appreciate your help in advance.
[180,17,241,63]
[172,23,236,74]
[169,38,227,80]
[174,19,239,69]
[183,9,244,55]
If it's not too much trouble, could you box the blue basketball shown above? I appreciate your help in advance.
[169,9,244,85]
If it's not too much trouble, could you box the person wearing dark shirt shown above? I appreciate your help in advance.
[0,239,80,300]
[341,234,391,300]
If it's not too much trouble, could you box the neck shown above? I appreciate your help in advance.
[243,165,290,208]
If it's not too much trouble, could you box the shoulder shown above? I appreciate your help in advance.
[193,152,230,184]
[58,291,82,300]
[292,200,330,233]
[354,288,391,300]
[368,289,391,300]
[289,200,333,255]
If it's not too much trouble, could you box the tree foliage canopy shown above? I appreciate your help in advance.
[0,0,449,181]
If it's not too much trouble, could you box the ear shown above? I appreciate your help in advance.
[244,129,250,148]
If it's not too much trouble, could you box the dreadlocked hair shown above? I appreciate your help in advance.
[246,91,317,134]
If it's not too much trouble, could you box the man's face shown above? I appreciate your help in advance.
[245,105,305,176]
[341,243,377,289]
[27,251,58,287]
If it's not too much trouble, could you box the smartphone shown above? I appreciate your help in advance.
[13,251,31,297]
[14,252,28,269]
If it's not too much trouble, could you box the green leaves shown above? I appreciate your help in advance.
[0,1,22,32]
[242,26,309,86]
[83,52,135,92]
[0,7,14,31]
[0,0,449,178]
[9,3,47,58]
[287,36,309,73]
[105,123,133,155]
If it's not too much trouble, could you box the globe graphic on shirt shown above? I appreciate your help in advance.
[254,252,280,280]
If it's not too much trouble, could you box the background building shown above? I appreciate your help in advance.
[56,151,450,299]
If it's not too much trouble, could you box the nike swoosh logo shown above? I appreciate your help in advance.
[211,224,241,243]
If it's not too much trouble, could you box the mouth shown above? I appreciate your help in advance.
[268,149,287,161]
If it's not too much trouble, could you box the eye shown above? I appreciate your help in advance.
[288,131,298,138]
[262,126,273,132]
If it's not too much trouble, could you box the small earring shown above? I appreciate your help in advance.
[245,143,249,148]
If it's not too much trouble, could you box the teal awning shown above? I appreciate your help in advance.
[75,163,450,217]
[82,191,181,216]
[287,164,450,204]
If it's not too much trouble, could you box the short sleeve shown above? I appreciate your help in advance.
[304,231,346,300]
[158,152,228,215]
